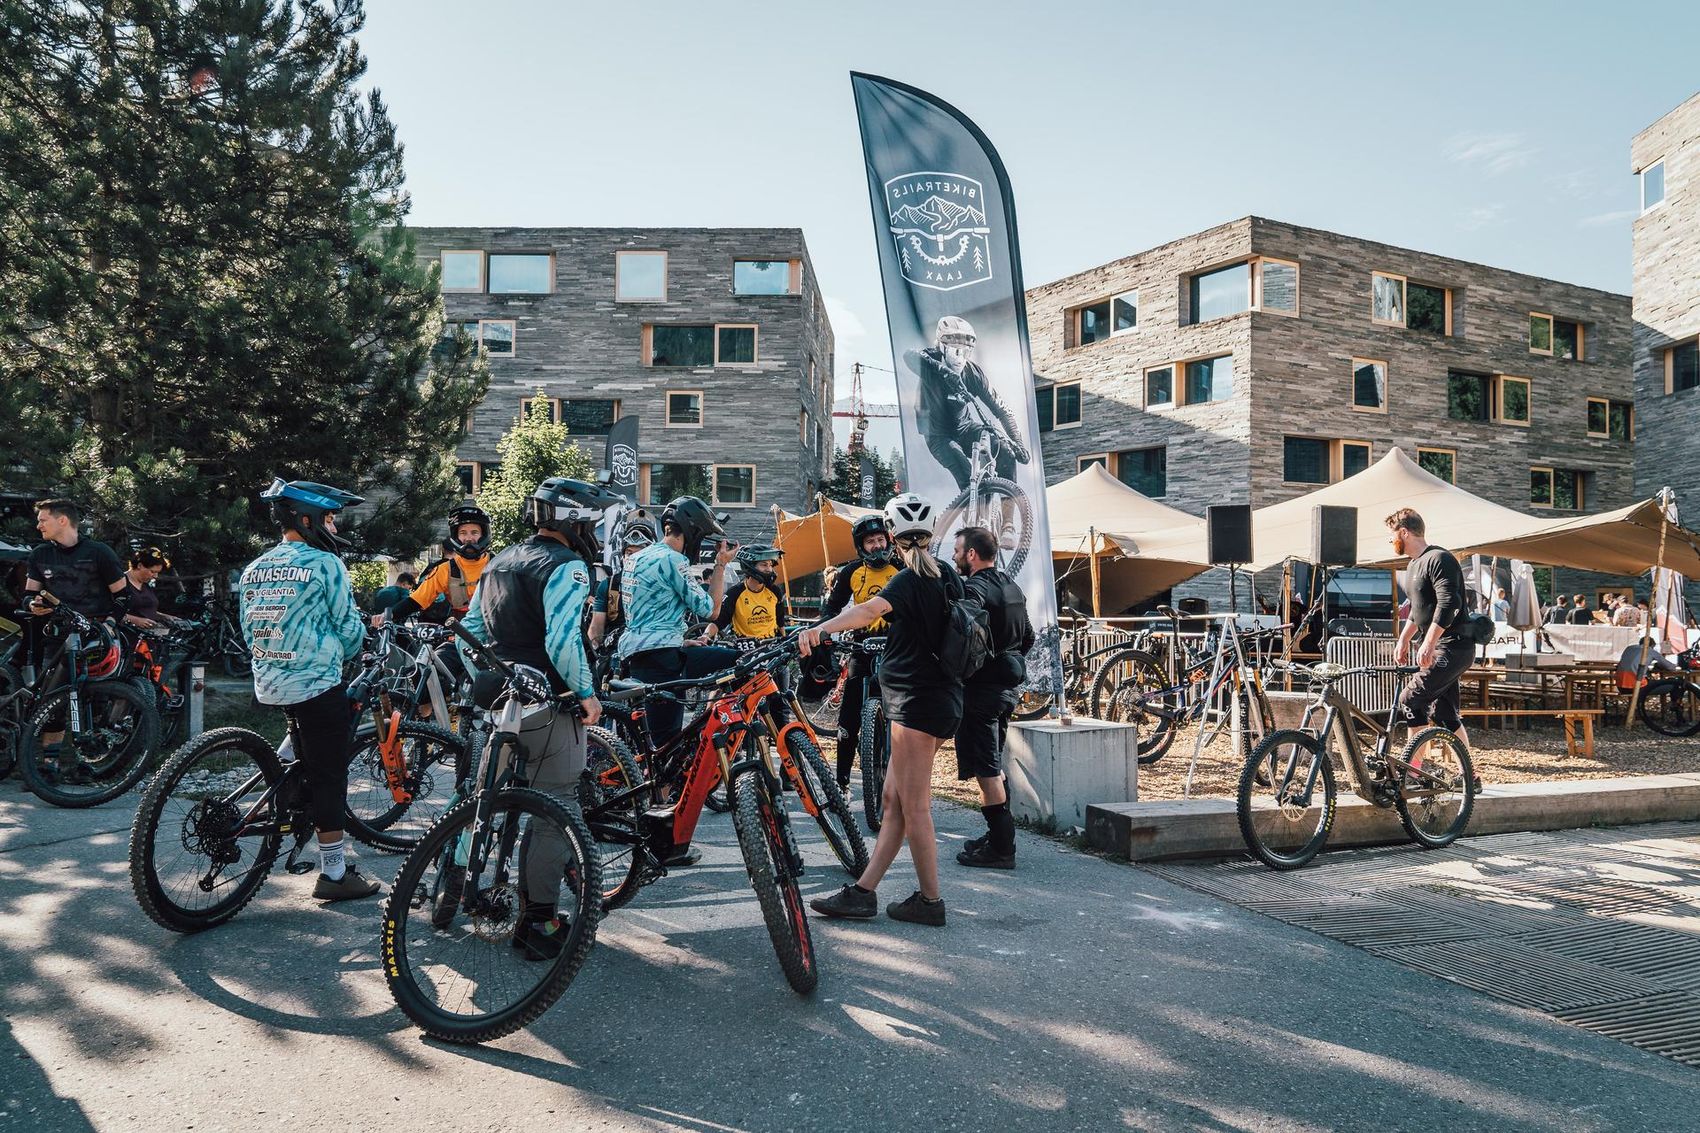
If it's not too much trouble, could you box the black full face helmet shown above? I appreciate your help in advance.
[525,477,625,564]
[735,544,783,587]
[261,478,363,553]
[660,496,724,563]
[446,503,491,559]
[850,513,893,567]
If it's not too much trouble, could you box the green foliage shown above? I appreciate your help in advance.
[822,446,900,508]
[0,0,488,576]
[477,393,596,549]
[345,559,389,606]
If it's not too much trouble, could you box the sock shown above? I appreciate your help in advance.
[852,884,873,894]
[317,837,346,881]
[984,803,1016,855]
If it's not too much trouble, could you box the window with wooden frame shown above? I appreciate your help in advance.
[665,390,703,428]
[522,395,562,425]
[1282,437,1370,485]
[1416,446,1456,484]
[1070,290,1138,346]
[733,259,801,295]
[1181,354,1234,405]
[1110,446,1166,497]
[1586,397,1633,440]
[1530,466,1585,510]
[439,250,484,293]
[1372,271,1451,335]
[1667,340,1700,394]
[478,319,516,357]
[1529,312,1554,354]
[799,409,808,444]
[1254,257,1300,315]
[1188,261,1252,324]
[1035,382,1082,432]
[1077,453,1109,472]
[487,253,554,295]
[434,320,479,362]
[1641,159,1666,212]
[1446,372,1527,425]
[715,324,757,365]
[713,464,756,507]
[615,250,668,301]
[642,463,713,507]
[1351,358,1387,412]
[561,399,619,440]
[1497,375,1531,425]
[1144,364,1175,408]
[1553,318,1583,361]
[478,461,502,487]
[455,461,479,496]
[647,324,757,367]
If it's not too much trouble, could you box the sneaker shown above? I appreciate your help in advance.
[960,833,988,855]
[810,884,877,919]
[886,890,946,926]
[512,916,569,961]
[956,842,1015,870]
[312,865,381,902]
[664,846,703,867]
[429,864,465,929]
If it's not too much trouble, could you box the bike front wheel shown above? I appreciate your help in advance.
[858,696,889,833]
[1237,729,1336,871]
[20,679,159,807]
[580,725,646,913]
[941,477,1034,577]
[1639,680,1700,737]
[729,765,817,994]
[382,787,600,1044]
[1393,727,1475,849]
[783,728,868,876]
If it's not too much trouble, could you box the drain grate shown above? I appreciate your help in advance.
[1556,992,1700,1068]
[1515,922,1700,991]
[1237,894,1488,949]
[1381,885,1591,937]
[1139,861,1332,905]
[1485,876,1697,918]
[1372,938,1664,1012]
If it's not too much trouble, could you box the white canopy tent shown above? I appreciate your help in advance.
[1045,464,1209,613]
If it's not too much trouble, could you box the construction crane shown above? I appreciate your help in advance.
[833,362,899,459]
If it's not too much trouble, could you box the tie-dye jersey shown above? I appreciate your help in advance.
[238,540,366,706]
[615,543,714,659]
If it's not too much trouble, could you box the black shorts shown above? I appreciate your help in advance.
[882,685,961,740]
[1397,636,1475,733]
[955,685,1016,779]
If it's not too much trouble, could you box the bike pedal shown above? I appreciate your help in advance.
[284,838,316,874]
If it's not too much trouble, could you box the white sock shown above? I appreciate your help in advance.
[318,837,347,881]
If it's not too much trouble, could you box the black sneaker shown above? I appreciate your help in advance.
[956,842,1015,870]
[664,846,703,867]
[312,865,381,902]
[886,890,946,926]
[960,833,989,855]
[810,884,877,919]
[512,916,569,961]
[430,864,465,929]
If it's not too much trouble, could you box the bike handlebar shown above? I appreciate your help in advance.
[1270,660,1419,683]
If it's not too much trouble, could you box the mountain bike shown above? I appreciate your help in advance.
[1635,643,1700,737]
[381,638,599,1044]
[935,419,1033,577]
[1011,611,1144,720]
[844,637,891,832]
[203,596,252,678]
[1238,661,1476,871]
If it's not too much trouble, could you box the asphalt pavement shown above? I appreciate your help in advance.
[2,776,1698,1133]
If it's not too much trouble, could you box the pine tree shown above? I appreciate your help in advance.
[0,0,487,571]
[822,446,898,507]
[477,392,595,550]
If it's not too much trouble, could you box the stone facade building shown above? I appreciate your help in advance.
[412,227,835,544]
[1025,216,1634,609]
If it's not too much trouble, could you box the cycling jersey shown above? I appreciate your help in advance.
[616,543,713,659]
[824,560,898,633]
[238,540,365,706]
[715,581,788,639]
[397,553,487,618]
[460,535,594,699]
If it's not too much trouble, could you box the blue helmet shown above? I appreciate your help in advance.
[261,478,363,553]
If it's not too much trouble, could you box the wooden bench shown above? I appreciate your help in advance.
[1458,708,1604,759]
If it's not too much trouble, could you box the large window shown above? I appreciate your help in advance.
[1072,290,1138,345]
[440,250,484,292]
[666,390,703,428]
[717,324,757,365]
[1448,372,1527,425]
[455,462,479,496]
[487,253,553,294]
[561,399,618,440]
[1144,365,1174,408]
[1352,358,1387,412]
[734,259,799,295]
[1283,437,1369,484]
[1531,467,1584,510]
[1642,159,1666,211]
[714,465,756,506]
[1553,318,1582,361]
[645,463,712,506]
[1417,447,1456,484]
[1668,341,1700,393]
[615,251,667,301]
[1530,312,1553,354]
[1189,262,1252,323]
[649,325,715,367]
[1184,355,1234,404]
[1035,382,1081,431]
[1372,271,1450,335]
[1112,447,1166,498]
[1586,397,1633,440]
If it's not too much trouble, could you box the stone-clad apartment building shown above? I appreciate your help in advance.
[412,228,835,544]
[1026,217,1634,606]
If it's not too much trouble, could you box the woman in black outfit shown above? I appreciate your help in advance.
[800,493,960,927]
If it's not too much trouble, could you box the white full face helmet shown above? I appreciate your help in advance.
[883,492,937,540]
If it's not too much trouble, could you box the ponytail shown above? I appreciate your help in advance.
[899,536,941,580]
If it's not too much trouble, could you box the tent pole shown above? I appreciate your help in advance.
[1281,559,1293,664]
[1088,525,1102,618]
[1627,502,1671,730]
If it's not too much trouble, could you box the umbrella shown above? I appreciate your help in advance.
[1507,559,1540,631]
[1652,489,1690,653]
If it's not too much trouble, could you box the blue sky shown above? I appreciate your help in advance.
[360,0,1699,451]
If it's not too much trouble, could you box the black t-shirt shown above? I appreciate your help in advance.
[124,576,160,620]
[27,538,124,617]
[1404,545,1466,641]
[963,566,1035,688]
[877,562,963,706]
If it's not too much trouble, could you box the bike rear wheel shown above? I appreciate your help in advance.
[20,679,159,807]
[783,728,867,876]
[580,725,646,912]
[1393,727,1475,849]
[344,720,468,853]
[858,696,889,833]
[941,477,1033,577]
[129,727,286,932]
[1639,680,1700,737]
[1089,650,1176,764]
[382,788,600,1043]
[1237,729,1336,871]
[729,764,817,994]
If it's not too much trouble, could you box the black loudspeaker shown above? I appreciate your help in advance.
[1206,504,1253,565]
[1312,505,1358,567]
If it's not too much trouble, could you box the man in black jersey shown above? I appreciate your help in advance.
[1387,508,1471,749]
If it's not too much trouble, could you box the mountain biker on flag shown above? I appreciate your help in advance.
[903,316,1030,492]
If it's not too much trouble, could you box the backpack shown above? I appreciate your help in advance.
[1461,611,1496,645]
[934,568,993,682]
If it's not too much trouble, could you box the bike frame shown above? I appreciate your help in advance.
[1274,670,1457,806]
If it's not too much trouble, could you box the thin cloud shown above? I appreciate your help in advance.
[1459,204,1506,231]
[1578,209,1637,228]
[1445,132,1537,176]
[823,295,868,340]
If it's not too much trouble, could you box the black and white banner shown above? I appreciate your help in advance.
[858,451,878,508]
[604,415,640,503]
[851,73,1059,693]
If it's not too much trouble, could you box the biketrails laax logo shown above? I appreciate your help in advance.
[611,442,638,485]
[885,172,992,292]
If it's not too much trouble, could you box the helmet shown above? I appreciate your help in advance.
[524,477,621,534]
[850,513,893,566]
[81,622,123,680]
[736,544,782,586]
[660,496,724,562]
[884,492,937,540]
[622,510,657,550]
[261,478,363,553]
[446,503,491,558]
[935,315,976,347]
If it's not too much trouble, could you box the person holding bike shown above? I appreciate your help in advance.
[24,498,126,619]
[904,316,1030,492]
[803,493,960,927]
[1388,508,1472,754]
[238,478,379,902]
[455,477,613,957]
[821,513,898,789]
[951,525,1033,870]
[381,503,491,626]
[708,545,788,642]
[614,496,738,746]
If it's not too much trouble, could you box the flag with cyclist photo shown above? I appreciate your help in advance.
[851,72,1060,694]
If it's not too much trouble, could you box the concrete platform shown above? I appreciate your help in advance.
[1087,773,1700,861]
